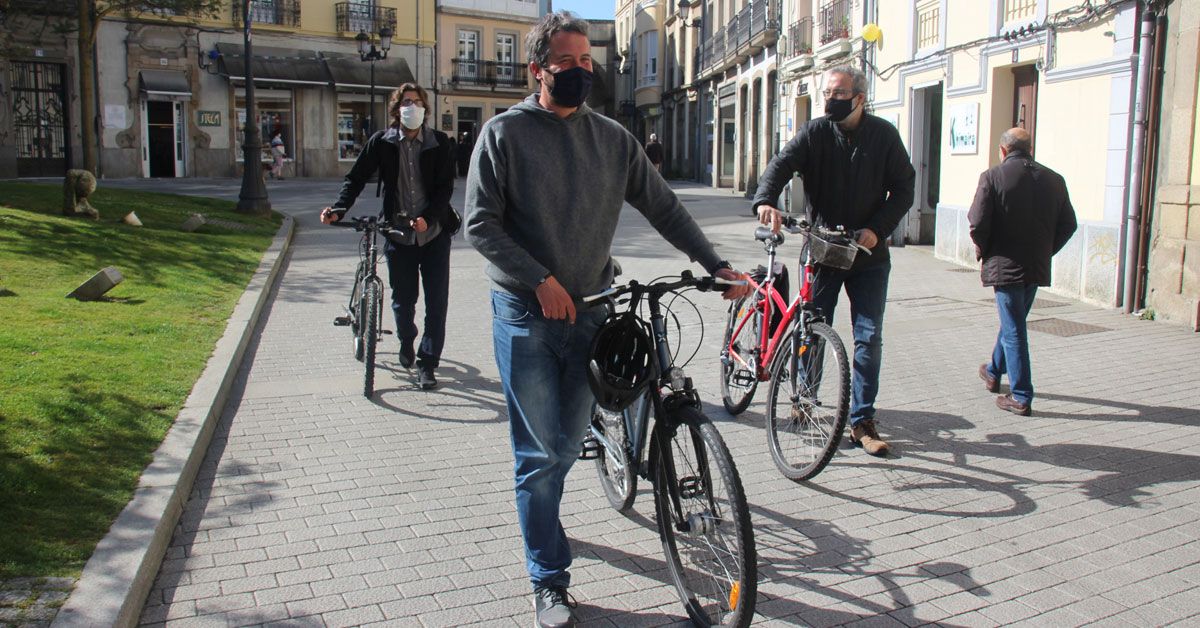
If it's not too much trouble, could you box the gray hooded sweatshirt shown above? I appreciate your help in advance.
[464,95,723,299]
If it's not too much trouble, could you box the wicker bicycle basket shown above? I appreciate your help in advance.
[803,231,859,270]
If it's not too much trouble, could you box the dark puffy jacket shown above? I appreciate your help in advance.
[968,150,1077,287]
[332,126,455,231]
[752,114,915,269]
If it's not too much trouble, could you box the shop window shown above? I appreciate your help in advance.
[235,91,293,162]
[337,99,371,160]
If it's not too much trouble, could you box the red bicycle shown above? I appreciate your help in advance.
[719,216,867,481]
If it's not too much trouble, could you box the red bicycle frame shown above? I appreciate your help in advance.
[726,255,819,382]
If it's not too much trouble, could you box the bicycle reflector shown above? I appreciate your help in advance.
[587,313,656,411]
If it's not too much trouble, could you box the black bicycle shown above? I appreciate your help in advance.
[331,215,398,398]
[581,271,757,627]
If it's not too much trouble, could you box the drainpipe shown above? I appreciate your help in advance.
[1120,5,1156,311]
[1132,11,1167,311]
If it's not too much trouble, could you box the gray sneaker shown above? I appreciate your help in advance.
[533,586,577,628]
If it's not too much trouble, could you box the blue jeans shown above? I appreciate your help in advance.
[385,232,451,369]
[986,284,1037,405]
[490,289,608,590]
[810,262,890,426]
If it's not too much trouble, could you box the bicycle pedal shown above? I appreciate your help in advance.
[732,370,756,387]
[578,435,603,460]
[380,329,392,335]
[333,316,352,327]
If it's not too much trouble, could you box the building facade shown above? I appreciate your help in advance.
[1,0,437,180]
[435,0,538,150]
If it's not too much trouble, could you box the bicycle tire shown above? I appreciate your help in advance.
[351,267,365,362]
[720,295,760,416]
[362,280,381,398]
[764,321,850,482]
[651,406,756,627]
[591,404,637,513]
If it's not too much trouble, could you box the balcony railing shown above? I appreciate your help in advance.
[784,17,813,58]
[233,0,301,27]
[697,0,779,75]
[1004,0,1037,23]
[818,0,850,45]
[7,0,79,16]
[335,2,396,34]
[451,58,528,89]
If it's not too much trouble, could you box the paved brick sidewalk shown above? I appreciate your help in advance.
[106,180,1200,627]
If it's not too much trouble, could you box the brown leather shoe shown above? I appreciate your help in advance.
[848,419,890,456]
[978,364,999,393]
[995,394,1031,416]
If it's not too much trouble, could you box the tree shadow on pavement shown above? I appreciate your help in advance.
[856,409,1200,509]
[1033,391,1200,427]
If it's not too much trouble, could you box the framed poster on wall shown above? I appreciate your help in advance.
[948,102,978,154]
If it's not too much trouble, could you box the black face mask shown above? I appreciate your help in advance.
[825,96,858,122]
[546,66,593,108]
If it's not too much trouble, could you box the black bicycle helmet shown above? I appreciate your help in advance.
[587,313,656,412]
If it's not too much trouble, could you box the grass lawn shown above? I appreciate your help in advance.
[0,182,281,579]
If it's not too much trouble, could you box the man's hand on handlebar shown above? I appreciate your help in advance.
[715,267,752,301]
[320,207,343,225]
[855,228,879,251]
[757,204,783,234]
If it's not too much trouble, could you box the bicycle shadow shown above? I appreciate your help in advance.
[370,358,509,424]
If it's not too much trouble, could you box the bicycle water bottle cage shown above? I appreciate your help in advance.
[587,314,656,412]
[754,226,784,246]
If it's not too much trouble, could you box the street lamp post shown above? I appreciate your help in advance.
[237,0,270,214]
[356,26,393,137]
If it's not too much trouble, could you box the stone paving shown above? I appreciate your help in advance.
[26,178,1200,627]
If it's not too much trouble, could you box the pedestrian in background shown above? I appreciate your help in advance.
[644,133,663,173]
[752,64,915,457]
[320,82,457,391]
[969,127,1077,416]
[457,131,472,177]
[269,130,286,180]
[464,11,749,628]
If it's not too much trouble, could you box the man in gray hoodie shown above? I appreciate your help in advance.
[464,11,749,628]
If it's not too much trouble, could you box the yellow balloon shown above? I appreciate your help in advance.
[862,23,882,43]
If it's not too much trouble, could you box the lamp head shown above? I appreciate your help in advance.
[379,26,393,52]
[356,30,370,56]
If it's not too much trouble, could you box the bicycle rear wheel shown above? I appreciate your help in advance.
[591,404,637,513]
[764,321,849,482]
[651,406,756,627]
[720,296,761,415]
[362,280,381,398]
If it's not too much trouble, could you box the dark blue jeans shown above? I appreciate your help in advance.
[490,289,608,590]
[810,262,890,427]
[985,283,1038,405]
[384,231,451,369]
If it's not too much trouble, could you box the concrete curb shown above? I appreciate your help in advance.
[51,216,296,628]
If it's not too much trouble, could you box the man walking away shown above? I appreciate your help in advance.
[645,133,664,173]
[752,64,915,457]
[969,127,1077,416]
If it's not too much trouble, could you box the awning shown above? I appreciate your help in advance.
[139,70,191,97]
[215,43,331,86]
[323,52,414,91]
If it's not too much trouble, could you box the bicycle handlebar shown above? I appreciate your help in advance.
[582,270,747,304]
[781,216,872,255]
[325,213,409,236]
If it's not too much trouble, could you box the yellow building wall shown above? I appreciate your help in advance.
[1035,76,1111,222]
[1192,94,1200,186]
[172,0,434,43]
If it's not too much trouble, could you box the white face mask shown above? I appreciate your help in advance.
[399,105,424,130]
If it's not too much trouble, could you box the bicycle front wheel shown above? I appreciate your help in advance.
[362,280,381,398]
[351,266,366,361]
[591,404,637,513]
[652,406,756,627]
[720,295,761,416]
[764,321,850,481]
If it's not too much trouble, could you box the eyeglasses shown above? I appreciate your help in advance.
[821,89,855,99]
[400,98,424,107]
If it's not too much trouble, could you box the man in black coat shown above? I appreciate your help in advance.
[969,127,1077,416]
[321,83,457,390]
[753,64,915,456]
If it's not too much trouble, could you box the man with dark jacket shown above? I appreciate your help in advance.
[969,127,1077,416]
[321,82,457,390]
[753,64,915,456]
[644,133,664,172]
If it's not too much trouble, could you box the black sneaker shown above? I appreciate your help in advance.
[417,366,437,390]
[398,342,415,369]
[533,587,576,628]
